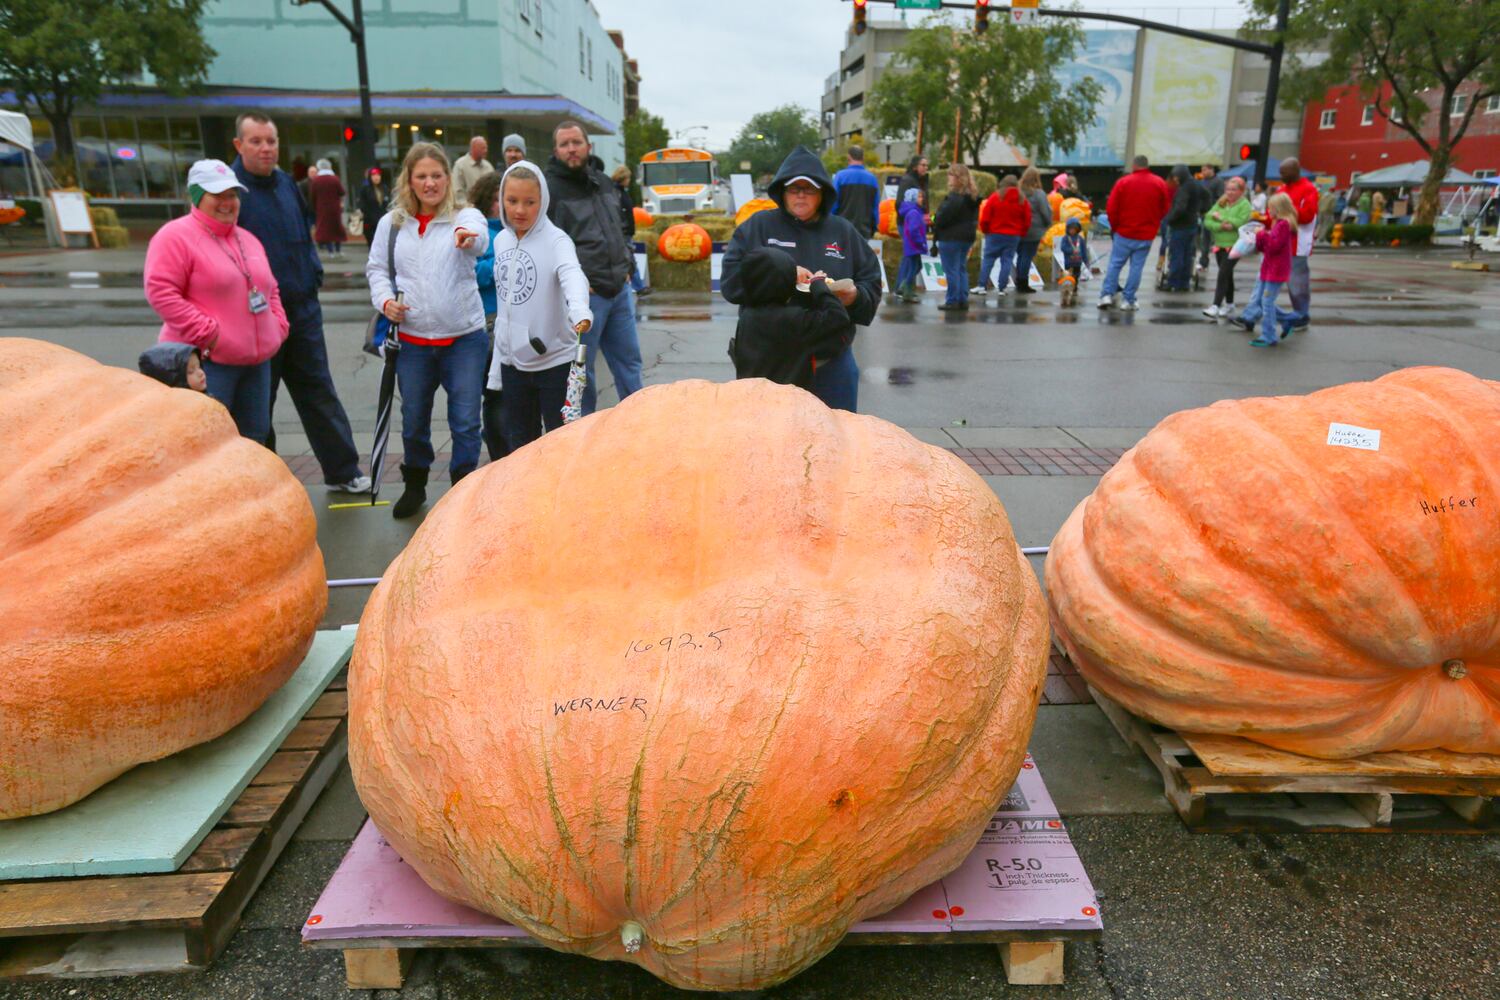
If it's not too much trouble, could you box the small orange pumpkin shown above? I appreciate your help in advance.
[1047,367,1500,759]
[0,339,327,819]
[0,206,25,227]
[351,379,1049,990]
[878,197,898,236]
[657,222,712,263]
[733,197,777,228]
[632,206,654,229]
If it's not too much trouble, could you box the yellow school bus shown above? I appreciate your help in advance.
[638,148,717,215]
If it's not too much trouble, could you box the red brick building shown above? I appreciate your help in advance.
[1298,82,1500,187]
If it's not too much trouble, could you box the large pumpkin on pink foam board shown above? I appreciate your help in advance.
[350,378,1049,990]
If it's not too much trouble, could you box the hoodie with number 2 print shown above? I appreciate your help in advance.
[487,159,593,386]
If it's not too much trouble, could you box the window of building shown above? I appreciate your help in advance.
[1319,109,1336,129]
[579,29,585,74]
[1389,105,1403,123]
[1361,105,1375,125]
[1473,168,1497,179]
[1486,94,1500,114]
[1450,93,1468,116]
[588,38,593,81]
[518,0,529,22]
[533,1,543,37]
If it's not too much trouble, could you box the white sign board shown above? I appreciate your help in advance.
[729,174,755,213]
[1012,0,1039,24]
[48,190,95,236]
[1326,423,1381,451]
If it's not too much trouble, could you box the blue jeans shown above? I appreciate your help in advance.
[499,361,569,451]
[582,289,644,416]
[1016,239,1040,289]
[937,241,970,304]
[896,253,921,293]
[269,295,362,484]
[1239,277,1299,329]
[982,234,1021,290]
[812,344,858,412]
[1100,236,1153,303]
[1255,281,1285,342]
[203,357,272,445]
[395,330,487,476]
[1285,255,1310,325]
[1166,227,1196,289]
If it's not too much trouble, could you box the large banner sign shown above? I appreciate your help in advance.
[1133,33,1236,165]
[1053,30,1137,167]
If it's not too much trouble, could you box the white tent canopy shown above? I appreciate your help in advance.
[1353,160,1485,187]
[0,109,35,152]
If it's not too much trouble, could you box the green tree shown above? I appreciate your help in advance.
[1251,0,1500,225]
[0,1,215,183]
[725,104,820,181]
[820,133,889,177]
[865,15,1103,168]
[622,108,670,202]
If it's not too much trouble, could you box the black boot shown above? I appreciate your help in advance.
[392,465,428,519]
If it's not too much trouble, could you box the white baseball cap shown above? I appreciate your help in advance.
[186,159,248,195]
[784,175,824,189]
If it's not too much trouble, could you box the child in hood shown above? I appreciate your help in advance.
[137,342,208,392]
[895,188,927,303]
[727,247,851,392]
[487,161,592,450]
[1052,217,1092,306]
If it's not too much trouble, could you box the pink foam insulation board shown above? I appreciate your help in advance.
[303,753,1101,942]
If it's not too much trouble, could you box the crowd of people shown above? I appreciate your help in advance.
[142,113,648,518]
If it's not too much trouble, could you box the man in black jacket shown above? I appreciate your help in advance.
[1163,163,1210,292]
[545,121,643,416]
[721,146,882,412]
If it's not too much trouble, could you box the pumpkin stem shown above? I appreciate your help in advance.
[1444,659,1468,680]
[620,920,645,954]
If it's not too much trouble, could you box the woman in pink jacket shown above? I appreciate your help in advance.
[145,159,289,443]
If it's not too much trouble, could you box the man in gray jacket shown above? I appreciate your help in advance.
[544,121,643,415]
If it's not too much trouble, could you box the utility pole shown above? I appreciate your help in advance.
[1254,0,1291,188]
[293,0,378,173]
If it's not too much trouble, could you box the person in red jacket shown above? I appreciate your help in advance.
[1278,157,1320,330]
[1098,155,1172,311]
[977,175,1031,296]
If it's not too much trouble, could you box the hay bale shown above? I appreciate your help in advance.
[90,206,121,229]
[96,225,130,248]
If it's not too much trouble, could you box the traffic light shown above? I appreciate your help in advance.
[853,0,867,35]
[343,125,360,144]
[1238,143,1259,163]
[976,0,990,33]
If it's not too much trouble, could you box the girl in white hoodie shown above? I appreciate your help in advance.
[488,160,592,450]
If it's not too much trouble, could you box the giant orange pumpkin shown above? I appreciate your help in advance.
[878,197,897,236]
[656,222,712,263]
[632,206,654,229]
[351,379,1049,990]
[0,339,326,819]
[1047,367,1500,759]
[733,197,776,228]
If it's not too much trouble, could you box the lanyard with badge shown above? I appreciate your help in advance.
[200,222,269,315]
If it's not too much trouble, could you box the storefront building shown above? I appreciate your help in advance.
[1,1,630,228]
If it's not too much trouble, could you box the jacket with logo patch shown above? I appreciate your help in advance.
[487,160,593,382]
[720,146,882,336]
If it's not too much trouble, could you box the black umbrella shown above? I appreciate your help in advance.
[369,320,401,505]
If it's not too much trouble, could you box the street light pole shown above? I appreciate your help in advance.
[293,0,378,172]
[1254,0,1291,188]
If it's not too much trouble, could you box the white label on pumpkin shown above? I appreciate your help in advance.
[1327,423,1381,451]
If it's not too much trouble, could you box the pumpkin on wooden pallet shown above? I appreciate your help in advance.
[0,339,326,820]
[350,378,1049,991]
[1047,366,1500,760]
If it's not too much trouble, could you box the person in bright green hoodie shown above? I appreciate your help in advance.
[1201,176,1254,319]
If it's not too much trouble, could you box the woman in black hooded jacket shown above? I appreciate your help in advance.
[720,146,882,412]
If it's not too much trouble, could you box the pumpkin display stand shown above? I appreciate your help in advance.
[303,755,1101,989]
[1070,652,1500,834]
[0,631,356,979]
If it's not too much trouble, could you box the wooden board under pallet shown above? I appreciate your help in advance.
[1089,684,1499,833]
[0,679,350,978]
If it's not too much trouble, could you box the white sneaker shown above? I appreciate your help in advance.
[1120,300,1138,312]
[1113,293,1124,309]
[329,475,373,494]
[1097,296,1113,310]
[1202,305,1220,318]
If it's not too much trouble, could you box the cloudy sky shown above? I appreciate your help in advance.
[589,0,1248,148]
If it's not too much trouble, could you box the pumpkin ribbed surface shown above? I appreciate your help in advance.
[0,339,326,819]
[350,379,1048,991]
[1047,367,1500,759]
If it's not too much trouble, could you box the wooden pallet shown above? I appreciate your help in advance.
[0,677,350,978]
[1090,685,1499,833]
[331,927,1087,989]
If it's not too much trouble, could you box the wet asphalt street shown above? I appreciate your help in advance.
[1,241,1497,999]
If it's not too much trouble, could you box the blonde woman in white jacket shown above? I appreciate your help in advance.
[488,160,592,451]
[366,142,490,518]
